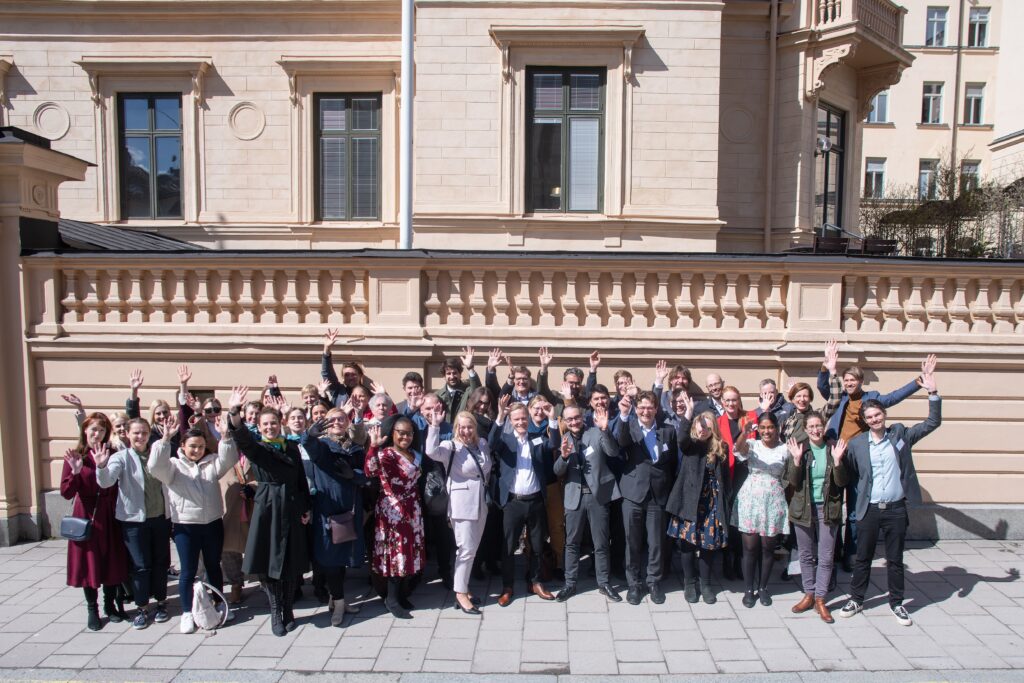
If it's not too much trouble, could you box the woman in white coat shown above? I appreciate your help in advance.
[425,409,492,615]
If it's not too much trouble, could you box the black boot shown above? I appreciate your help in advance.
[683,580,698,604]
[102,585,123,623]
[385,578,412,619]
[84,588,102,631]
[282,577,297,632]
[262,581,287,637]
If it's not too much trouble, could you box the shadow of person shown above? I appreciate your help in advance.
[865,565,1023,613]
[940,565,1020,598]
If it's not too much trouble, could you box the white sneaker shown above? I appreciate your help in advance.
[837,600,862,618]
[180,612,196,634]
[891,604,913,626]
[331,599,346,626]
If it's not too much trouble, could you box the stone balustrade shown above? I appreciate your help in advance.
[815,0,903,45]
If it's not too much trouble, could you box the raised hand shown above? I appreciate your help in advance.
[162,412,179,439]
[410,393,424,413]
[460,346,475,370]
[185,393,201,412]
[228,385,249,411]
[758,389,773,414]
[593,406,609,431]
[218,413,229,435]
[91,442,113,469]
[560,381,573,401]
[543,402,556,423]
[323,328,341,354]
[367,424,384,448]
[176,364,192,386]
[308,418,327,437]
[129,369,144,397]
[920,354,938,382]
[538,347,553,371]
[317,378,331,396]
[506,355,514,380]
[589,350,601,372]
[63,448,84,475]
[654,359,669,385]
[425,408,442,428]
[626,384,639,399]
[370,380,387,396]
[496,393,511,422]
[919,368,938,394]
[618,393,633,418]
[786,437,803,464]
[560,434,572,460]
[832,438,847,464]
[680,391,695,419]
[267,375,279,387]
[824,339,839,375]
[61,393,83,409]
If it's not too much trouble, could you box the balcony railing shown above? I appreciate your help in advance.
[814,0,903,45]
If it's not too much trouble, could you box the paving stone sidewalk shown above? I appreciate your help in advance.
[1,539,1023,680]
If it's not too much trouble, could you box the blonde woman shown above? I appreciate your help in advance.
[665,394,731,604]
[424,409,492,615]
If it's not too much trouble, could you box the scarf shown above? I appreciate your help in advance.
[262,436,287,451]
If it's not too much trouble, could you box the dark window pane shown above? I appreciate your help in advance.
[154,136,182,218]
[122,97,149,130]
[352,137,379,219]
[320,98,346,131]
[533,74,563,110]
[569,118,599,211]
[321,136,347,219]
[123,136,151,218]
[352,98,378,130]
[529,117,562,210]
[570,74,601,111]
[154,97,181,131]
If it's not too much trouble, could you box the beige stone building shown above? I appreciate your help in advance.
[1,0,1022,545]
[861,0,1024,198]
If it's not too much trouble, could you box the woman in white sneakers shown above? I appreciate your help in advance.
[147,411,239,633]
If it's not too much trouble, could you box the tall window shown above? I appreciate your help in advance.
[315,94,382,221]
[864,159,886,198]
[118,94,182,219]
[526,68,605,213]
[961,160,980,192]
[926,7,948,46]
[922,83,943,124]
[919,159,939,199]
[814,104,846,230]
[968,8,990,47]
[964,83,984,124]
[866,90,889,123]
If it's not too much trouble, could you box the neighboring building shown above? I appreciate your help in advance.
[861,0,1022,198]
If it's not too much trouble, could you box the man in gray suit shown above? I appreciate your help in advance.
[552,405,622,603]
[838,361,941,627]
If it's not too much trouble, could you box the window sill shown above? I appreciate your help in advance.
[309,221,391,229]
[916,123,949,130]
[110,219,189,228]
[959,123,993,130]
[864,122,895,128]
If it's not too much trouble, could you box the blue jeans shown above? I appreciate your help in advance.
[173,519,224,613]
[121,515,171,608]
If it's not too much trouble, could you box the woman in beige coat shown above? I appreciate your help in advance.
[425,410,492,615]
[220,439,257,604]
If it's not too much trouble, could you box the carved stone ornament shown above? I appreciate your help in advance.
[0,57,11,110]
[805,41,857,100]
[857,62,905,119]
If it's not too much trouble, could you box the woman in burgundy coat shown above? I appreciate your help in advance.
[61,412,130,630]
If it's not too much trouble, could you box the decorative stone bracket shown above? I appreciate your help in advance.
[74,56,213,107]
[805,40,858,100]
[0,56,12,113]
[856,61,905,119]
[489,25,645,83]
[276,56,403,107]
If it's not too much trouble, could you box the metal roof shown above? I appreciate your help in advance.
[57,218,205,252]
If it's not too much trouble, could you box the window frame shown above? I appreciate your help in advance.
[926,6,948,47]
[919,159,939,200]
[968,7,989,48]
[922,82,944,124]
[116,92,184,220]
[815,103,846,230]
[866,90,889,123]
[963,83,984,125]
[313,92,383,222]
[961,160,981,192]
[524,67,607,214]
[864,158,886,199]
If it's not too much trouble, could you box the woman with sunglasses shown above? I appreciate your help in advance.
[365,417,425,619]
[466,386,502,580]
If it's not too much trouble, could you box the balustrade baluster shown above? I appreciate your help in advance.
[469,270,487,326]
[324,270,344,324]
[903,277,926,333]
[193,269,212,324]
[607,271,626,328]
[990,279,1014,333]
[424,270,442,326]
[350,269,368,324]
[880,277,904,333]
[447,271,465,326]
[563,271,581,327]
[925,278,948,333]
[493,270,510,326]
[946,278,970,333]
[103,270,123,323]
[305,270,323,325]
[170,271,190,323]
[281,269,301,324]
[971,278,993,333]
[841,275,860,332]
[859,275,882,332]
[60,269,81,325]
[764,274,786,329]
[652,273,671,329]
[698,273,718,330]
[81,269,101,323]
[237,270,255,324]
[514,273,533,326]
[259,271,278,324]
[675,273,696,329]
[720,273,741,330]
[213,270,233,324]
[539,271,556,327]
[1014,282,1024,334]
[629,273,650,329]
[584,273,603,327]
[742,275,764,330]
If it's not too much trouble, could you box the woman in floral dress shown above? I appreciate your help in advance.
[365,417,425,619]
[731,411,789,608]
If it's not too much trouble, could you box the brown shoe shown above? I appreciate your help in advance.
[815,598,834,624]
[531,582,555,600]
[497,588,513,607]
[792,592,814,614]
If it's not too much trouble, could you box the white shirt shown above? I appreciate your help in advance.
[512,433,541,495]
[640,422,659,462]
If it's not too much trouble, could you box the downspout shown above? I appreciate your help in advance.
[763,0,778,252]
[399,0,414,249]
[949,0,965,198]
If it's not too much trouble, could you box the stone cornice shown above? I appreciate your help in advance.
[74,56,212,106]
[0,0,400,19]
[489,24,645,80]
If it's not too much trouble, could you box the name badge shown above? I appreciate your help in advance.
[660,443,668,453]
[585,446,595,456]
[531,437,544,446]
[895,438,905,451]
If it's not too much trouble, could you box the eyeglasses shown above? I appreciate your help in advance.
[204,406,222,415]
[393,429,414,437]
[564,415,583,422]
[326,418,346,425]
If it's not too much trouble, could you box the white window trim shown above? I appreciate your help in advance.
[922,82,943,124]
[926,7,948,47]
[968,8,989,47]
[277,56,400,226]
[964,83,984,125]
[487,24,644,219]
[865,158,886,198]
[75,55,211,224]
[867,90,889,123]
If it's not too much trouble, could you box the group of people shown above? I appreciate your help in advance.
[59,332,941,637]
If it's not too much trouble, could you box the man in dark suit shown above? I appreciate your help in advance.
[436,347,481,420]
[490,397,556,606]
[395,371,424,416]
[838,362,941,628]
[614,389,679,605]
[552,405,622,603]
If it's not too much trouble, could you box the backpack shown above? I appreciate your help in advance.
[191,579,228,631]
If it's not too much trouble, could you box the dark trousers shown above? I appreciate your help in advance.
[843,483,859,561]
[849,502,908,608]
[502,494,547,588]
[122,515,171,608]
[322,566,347,600]
[622,492,666,588]
[424,513,454,579]
[609,499,626,577]
[564,492,611,586]
[172,519,224,613]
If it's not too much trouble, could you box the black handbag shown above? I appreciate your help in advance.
[422,453,453,517]
[60,494,98,542]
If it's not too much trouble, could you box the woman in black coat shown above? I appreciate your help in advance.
[664,394,731,604]
[226,386,311,637]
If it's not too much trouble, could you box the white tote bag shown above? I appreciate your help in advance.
[191,579,229,631]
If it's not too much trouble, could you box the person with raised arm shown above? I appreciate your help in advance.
[838,360,942,627]
[148,412,239,633]
[61,412,130,630]
[436,347,482,421]
[365,419,426,619]
[783,412,848,623]
[731,411,789,608]
[717,385,758,581]
[665,393,731,605]
[321,327,370,407]
[226,386,311,636]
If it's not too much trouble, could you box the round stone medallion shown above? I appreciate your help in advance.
[228,102,266,141]
[720,106,755,144]
[33,102,71,140]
